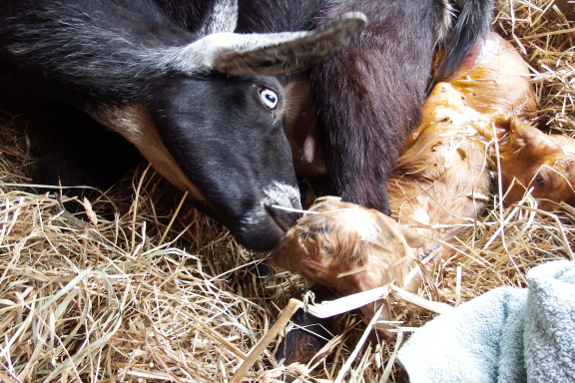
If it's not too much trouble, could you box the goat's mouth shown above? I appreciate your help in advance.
[231,203,302,252]
[264,203,302,234]
[227,181,302,252]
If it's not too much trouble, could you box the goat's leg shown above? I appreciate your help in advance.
[310,0,440,214]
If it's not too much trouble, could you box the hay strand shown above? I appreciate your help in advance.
[0,1,573,381]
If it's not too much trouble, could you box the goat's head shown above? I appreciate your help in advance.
[271,196,423,321]
[500,119,575,210]
[92,13,367,252]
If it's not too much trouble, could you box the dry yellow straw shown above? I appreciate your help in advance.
[230,299,303,383]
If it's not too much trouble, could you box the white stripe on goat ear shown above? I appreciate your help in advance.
[198,0,238,35]
[170,12,367,76]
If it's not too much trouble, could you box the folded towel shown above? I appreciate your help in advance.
[397,260,575,383]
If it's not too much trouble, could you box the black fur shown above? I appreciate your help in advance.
[0,0,191,100]
[0,0,316,252]
[0,0,495,365]
[275,308,337,365]
[0,0,494,245]
[28,104,143,189]
[309,0,444,214]
[439,0,497,79]
[156,0,496,366]
[234,0,495,214]
[235,0,494,363]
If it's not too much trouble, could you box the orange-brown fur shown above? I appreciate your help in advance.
[273,32,575,325]
[380,33,538,261]
[271,196,423,323]
[388,81,494,259]
[499,119,575,209]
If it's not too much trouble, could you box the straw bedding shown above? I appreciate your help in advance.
[0,1,573,382]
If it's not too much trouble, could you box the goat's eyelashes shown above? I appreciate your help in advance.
[259,88,279,109]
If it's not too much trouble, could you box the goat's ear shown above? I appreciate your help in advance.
[395,224,425,249]
[176,12,366,76]
[373,212,425,249]
[508,119,563,159]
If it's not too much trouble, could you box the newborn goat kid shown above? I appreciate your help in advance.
[272,32,545,324]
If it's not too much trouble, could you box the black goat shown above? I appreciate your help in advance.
[234,0,496,214]
[0,0,365,252]
[157,0,495,214]
[152,0,498,367]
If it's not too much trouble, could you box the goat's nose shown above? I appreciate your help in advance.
[265,204,302,233]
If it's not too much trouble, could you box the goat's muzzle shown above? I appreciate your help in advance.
[265,203,303,234]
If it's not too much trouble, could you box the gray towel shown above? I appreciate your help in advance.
[397,260,575,383]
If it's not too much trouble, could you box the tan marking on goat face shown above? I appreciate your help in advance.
[90,103,206,203]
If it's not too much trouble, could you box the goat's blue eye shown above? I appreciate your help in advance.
[259,88,278,109]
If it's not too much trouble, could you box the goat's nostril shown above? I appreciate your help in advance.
[265,204,302,233]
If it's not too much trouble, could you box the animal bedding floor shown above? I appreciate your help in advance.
[0,1,574,382]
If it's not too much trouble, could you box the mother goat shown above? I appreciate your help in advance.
[0,0,364,252]
[0,0,495,253]
[232,0,496,214]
